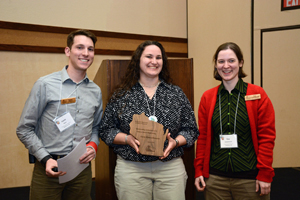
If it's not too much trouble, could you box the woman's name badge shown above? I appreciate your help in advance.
[245,94,261,101]
[53,112,75,132]
[220,134,238,149]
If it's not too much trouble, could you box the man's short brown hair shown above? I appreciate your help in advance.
[67,30,97,49]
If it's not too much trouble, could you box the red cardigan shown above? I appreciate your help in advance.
[194,83,276,183]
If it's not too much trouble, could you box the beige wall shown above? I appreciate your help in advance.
[0,0,187,189]
[253,1,300,167]
[189,0,300,168]
[253,1,300,86]
[263,29,300,167]
[188,0,252,114]
[0,0,187,38]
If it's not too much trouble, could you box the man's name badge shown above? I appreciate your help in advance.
[61,97,76,104]
[245,94,261,101]
[129,113,167,156]
[53,112,75,132]
[220,134,238,149]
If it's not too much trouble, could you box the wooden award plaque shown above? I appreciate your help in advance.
[129,113,168,156]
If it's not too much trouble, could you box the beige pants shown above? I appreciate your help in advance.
[114,156,188,200]
[30,160,92,200]
[204,174,270,200]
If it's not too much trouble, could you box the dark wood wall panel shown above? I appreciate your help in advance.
[0,21,188,57]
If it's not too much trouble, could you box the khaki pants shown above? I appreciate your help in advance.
[115,156,187,200]
[30,160,92,200]
[204,174,270,200]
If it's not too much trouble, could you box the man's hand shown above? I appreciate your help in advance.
[79,147,96,164]
[45,158,66,177]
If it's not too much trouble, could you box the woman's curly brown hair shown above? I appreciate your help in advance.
[109,41,172,102]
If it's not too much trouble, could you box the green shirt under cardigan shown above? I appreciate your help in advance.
[210,79,257,178]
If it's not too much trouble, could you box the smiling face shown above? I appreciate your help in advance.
[216,48,243,86]
[139,45,163,80]
[65,35,95,72]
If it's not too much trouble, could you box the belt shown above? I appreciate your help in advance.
[50,154,67,160]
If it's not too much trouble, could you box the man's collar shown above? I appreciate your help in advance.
[61,65,89,84]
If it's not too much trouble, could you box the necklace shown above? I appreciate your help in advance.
[139,82,159,122]
[139,81,160,88]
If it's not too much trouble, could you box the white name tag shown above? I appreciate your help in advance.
[53,112,75,132]
[220,134,238,149]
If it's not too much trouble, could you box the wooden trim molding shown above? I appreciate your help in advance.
[0,21,188,57]
[0,44,187,58]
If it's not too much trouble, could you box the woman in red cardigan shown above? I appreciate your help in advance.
[194,42,276,200]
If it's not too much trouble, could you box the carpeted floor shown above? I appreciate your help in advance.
[1,168,299,200]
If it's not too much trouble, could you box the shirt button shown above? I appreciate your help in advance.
[228,103,230,105]
[228,132,231,134]
[77,110,79,113]
[228,113,230,115]
[228,152,231,155]
[227,123,230,126]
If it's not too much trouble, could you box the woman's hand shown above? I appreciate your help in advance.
[113,133,140,154]
[195,176,206,192]
[256,180,271,196]
[159,133,176,159]
[126,134,140,154]
[159,134,187,160]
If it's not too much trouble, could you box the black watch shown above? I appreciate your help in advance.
[40,155,52,168]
